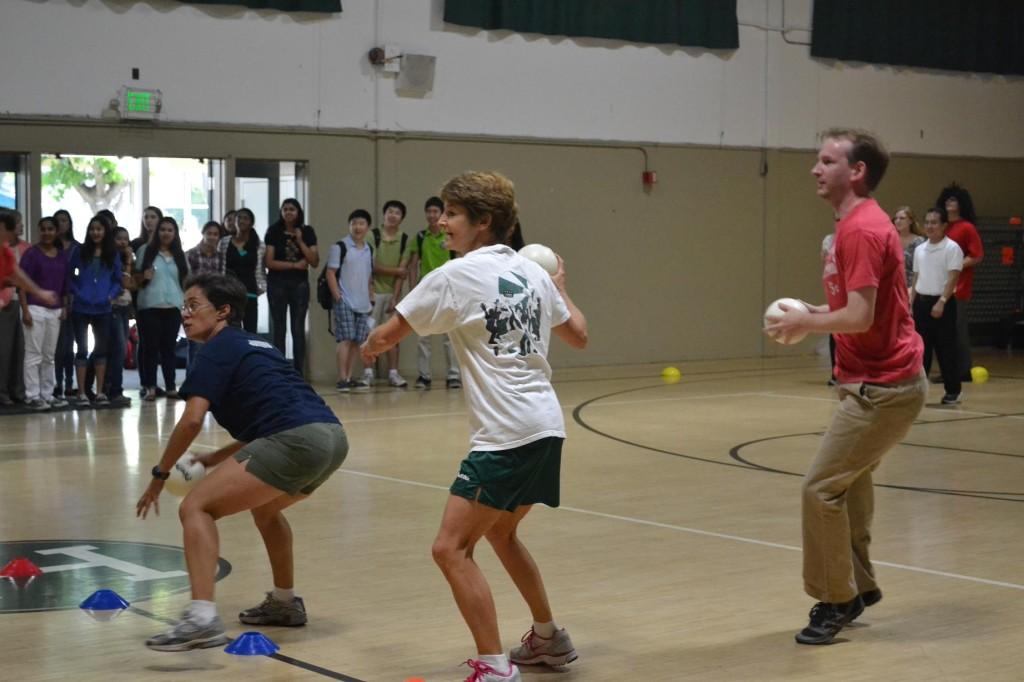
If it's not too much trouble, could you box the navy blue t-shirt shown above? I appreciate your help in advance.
[180,326,338,442]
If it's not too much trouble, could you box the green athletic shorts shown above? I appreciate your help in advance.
[234,422,348,496]
[449,436,563,512]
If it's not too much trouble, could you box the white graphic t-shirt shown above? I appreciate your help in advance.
[397,244,571,451]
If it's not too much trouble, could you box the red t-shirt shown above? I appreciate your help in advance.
[823,198,923,384]
[0,243,14,287]
[945,220,982,300]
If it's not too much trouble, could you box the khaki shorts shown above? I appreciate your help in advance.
[450,437,562,512]
[235,422,348,496]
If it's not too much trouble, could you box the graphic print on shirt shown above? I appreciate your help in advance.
[283,234,301,262]
[481,270,542,357]
[823,244,840,297]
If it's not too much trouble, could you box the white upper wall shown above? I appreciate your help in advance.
[3,0,1023,156]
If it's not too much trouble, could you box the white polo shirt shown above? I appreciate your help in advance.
[913,237,964,296]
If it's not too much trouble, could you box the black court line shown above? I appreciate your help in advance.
[572,381,1024,504]
[129,605,367,682]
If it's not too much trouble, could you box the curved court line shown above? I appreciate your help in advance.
[728,433,1024,500]
[571,382,1024,503]
[340,469,1024,594]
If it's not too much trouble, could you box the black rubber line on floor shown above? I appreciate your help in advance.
[571,382,1024,503]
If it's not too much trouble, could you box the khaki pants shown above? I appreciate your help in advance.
[802,369,927,603]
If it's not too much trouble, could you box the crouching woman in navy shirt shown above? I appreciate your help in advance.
[136,272,348,651]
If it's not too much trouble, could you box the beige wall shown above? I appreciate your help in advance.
[3,120,1022,381]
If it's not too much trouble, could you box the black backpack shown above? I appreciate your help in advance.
[315,239,374,310]
[371,227,409,257]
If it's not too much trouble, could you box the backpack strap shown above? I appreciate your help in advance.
[399,232,408,256]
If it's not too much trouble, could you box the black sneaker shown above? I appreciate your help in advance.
[336,380,350,393]
[941,392,962,405]
[860,588,883,607]
[446,378,462,389]
[414,376,432,390]
[795,596,864,645]
[348,379,370,393]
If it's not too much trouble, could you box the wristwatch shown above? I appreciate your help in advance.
[151,465,170,480]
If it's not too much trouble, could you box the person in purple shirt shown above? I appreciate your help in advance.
[19,217,71,409]
[68,213,122,407]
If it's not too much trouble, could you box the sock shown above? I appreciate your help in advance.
[533,620,558,638]
[389,369,399,377]
[478,654,511,674]
[273,586,295,603]
[187,600,218,625]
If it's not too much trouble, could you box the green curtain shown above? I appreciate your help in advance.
[444,0,738,50]
[811,0,1024,76]
[179,0,340,12]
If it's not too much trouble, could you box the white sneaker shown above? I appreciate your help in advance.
[463,659,521,681]
[509,627,578,666]
[388,371,408,388]
[363,368,375,386]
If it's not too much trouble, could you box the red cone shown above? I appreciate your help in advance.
[0,557,44,578]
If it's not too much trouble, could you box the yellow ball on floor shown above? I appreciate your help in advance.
[970,366,989,384]
[661,366,681,383]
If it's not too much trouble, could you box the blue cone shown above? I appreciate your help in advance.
[225,631,279,656]
[80,589,130,610]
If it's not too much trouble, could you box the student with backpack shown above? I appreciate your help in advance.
[408,196,461,389]
[363,200,411,388]
[326,210,374,392]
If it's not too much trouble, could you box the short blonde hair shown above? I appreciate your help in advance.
[440,171,518,243]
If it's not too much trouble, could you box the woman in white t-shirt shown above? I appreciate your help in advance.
[910,206,964,404]
[361,172,587,682]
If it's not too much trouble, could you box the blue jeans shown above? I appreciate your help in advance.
[72,311,111,366]
[268,280,309,374]
[105,305,130,397]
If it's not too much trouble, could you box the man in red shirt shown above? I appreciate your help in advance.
[935,183,983,381]
[766,129,926,645]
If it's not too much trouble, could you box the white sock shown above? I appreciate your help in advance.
[389,368,400,377]
[273,586,295,602]
[479,654,511,674]
[187,600,218,625]
[533,620,558,638]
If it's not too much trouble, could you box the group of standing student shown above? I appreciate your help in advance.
[136,171,588,682]
[897,184,983,405]
[327,196,462,392]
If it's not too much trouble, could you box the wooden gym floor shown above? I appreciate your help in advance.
[1,353,1022,681]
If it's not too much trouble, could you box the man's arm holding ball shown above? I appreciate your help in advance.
[766,288,876,338]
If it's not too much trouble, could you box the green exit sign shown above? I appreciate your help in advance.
[121,87,162,120]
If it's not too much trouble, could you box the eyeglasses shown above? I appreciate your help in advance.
[181,302,212,315]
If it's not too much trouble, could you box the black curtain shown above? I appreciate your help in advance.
[179,0,340,12]
[444,0,738,50]
[811,0,1024,76]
